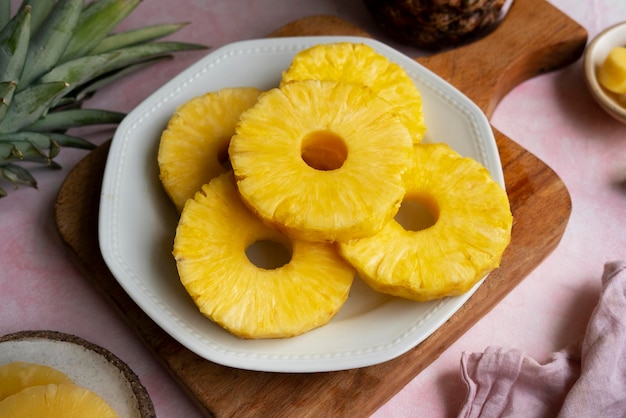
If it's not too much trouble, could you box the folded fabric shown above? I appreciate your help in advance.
[458,260,626,418]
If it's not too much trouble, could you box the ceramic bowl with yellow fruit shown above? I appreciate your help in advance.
[0,330,154,418]
[584,21,626,124]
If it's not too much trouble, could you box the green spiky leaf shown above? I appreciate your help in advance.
[0,131,59,161]
[90,22,189,54]
[41,41,206,90]
[0,82,68,133]
[74,55,172,101]
[47,132,96,150]
[0,163,38,193]
[61,0,142,61]
[18,0,83,89]
[25,108,125,131]
[0,81,17,121]
[0,0,9,29]
[38,51,123,97]
[18,0,56,35]
[0,131,94,163]
[0,4,31,83]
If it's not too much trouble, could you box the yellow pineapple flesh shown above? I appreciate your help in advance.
[158,87,262,211]
[173,172,355,339]
[281,42,426,144]
[229,79,414,243]
[597,46,626,94]
[0,383,119,418]
[339,143,512,301]
[0,361,74,401]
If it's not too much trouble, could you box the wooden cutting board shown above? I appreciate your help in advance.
[55,1,586,416]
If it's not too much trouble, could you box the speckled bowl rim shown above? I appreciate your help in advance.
[583,21,626,124]
[0,330,155,418]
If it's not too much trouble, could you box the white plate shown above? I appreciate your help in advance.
[99,36,504,373]
[0,330,154,417]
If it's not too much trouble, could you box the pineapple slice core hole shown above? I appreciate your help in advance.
[395,194,439,231]
[218,142,232,171]
[245,239,293,270]
[301,130,348,171]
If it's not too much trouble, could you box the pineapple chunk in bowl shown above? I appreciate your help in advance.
[99,36,504,373]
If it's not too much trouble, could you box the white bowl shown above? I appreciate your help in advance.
[584,21,626,124]
[99,36,504,373]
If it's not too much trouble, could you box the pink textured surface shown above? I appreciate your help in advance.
[1,1,625,417]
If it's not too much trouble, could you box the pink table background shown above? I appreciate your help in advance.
[2,0,625,416]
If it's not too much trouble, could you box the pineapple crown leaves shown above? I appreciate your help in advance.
[0,0,208,197]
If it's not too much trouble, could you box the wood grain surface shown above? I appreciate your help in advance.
[55,1,587,416]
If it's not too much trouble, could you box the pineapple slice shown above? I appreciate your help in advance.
[0,361,73,401]
[229,79,414,243]
[158,87,262,211]
[173,172,355,339]
[339,143,513,302]
[0,383,119,417]
[281,42,426,144]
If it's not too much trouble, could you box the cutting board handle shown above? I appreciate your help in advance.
[418,0,587,116]
[270,0,588,118]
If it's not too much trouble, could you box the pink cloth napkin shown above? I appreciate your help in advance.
[458,260,626,418]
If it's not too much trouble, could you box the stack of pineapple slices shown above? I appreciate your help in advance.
[160,42,513,339]
[0,361,118,417]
